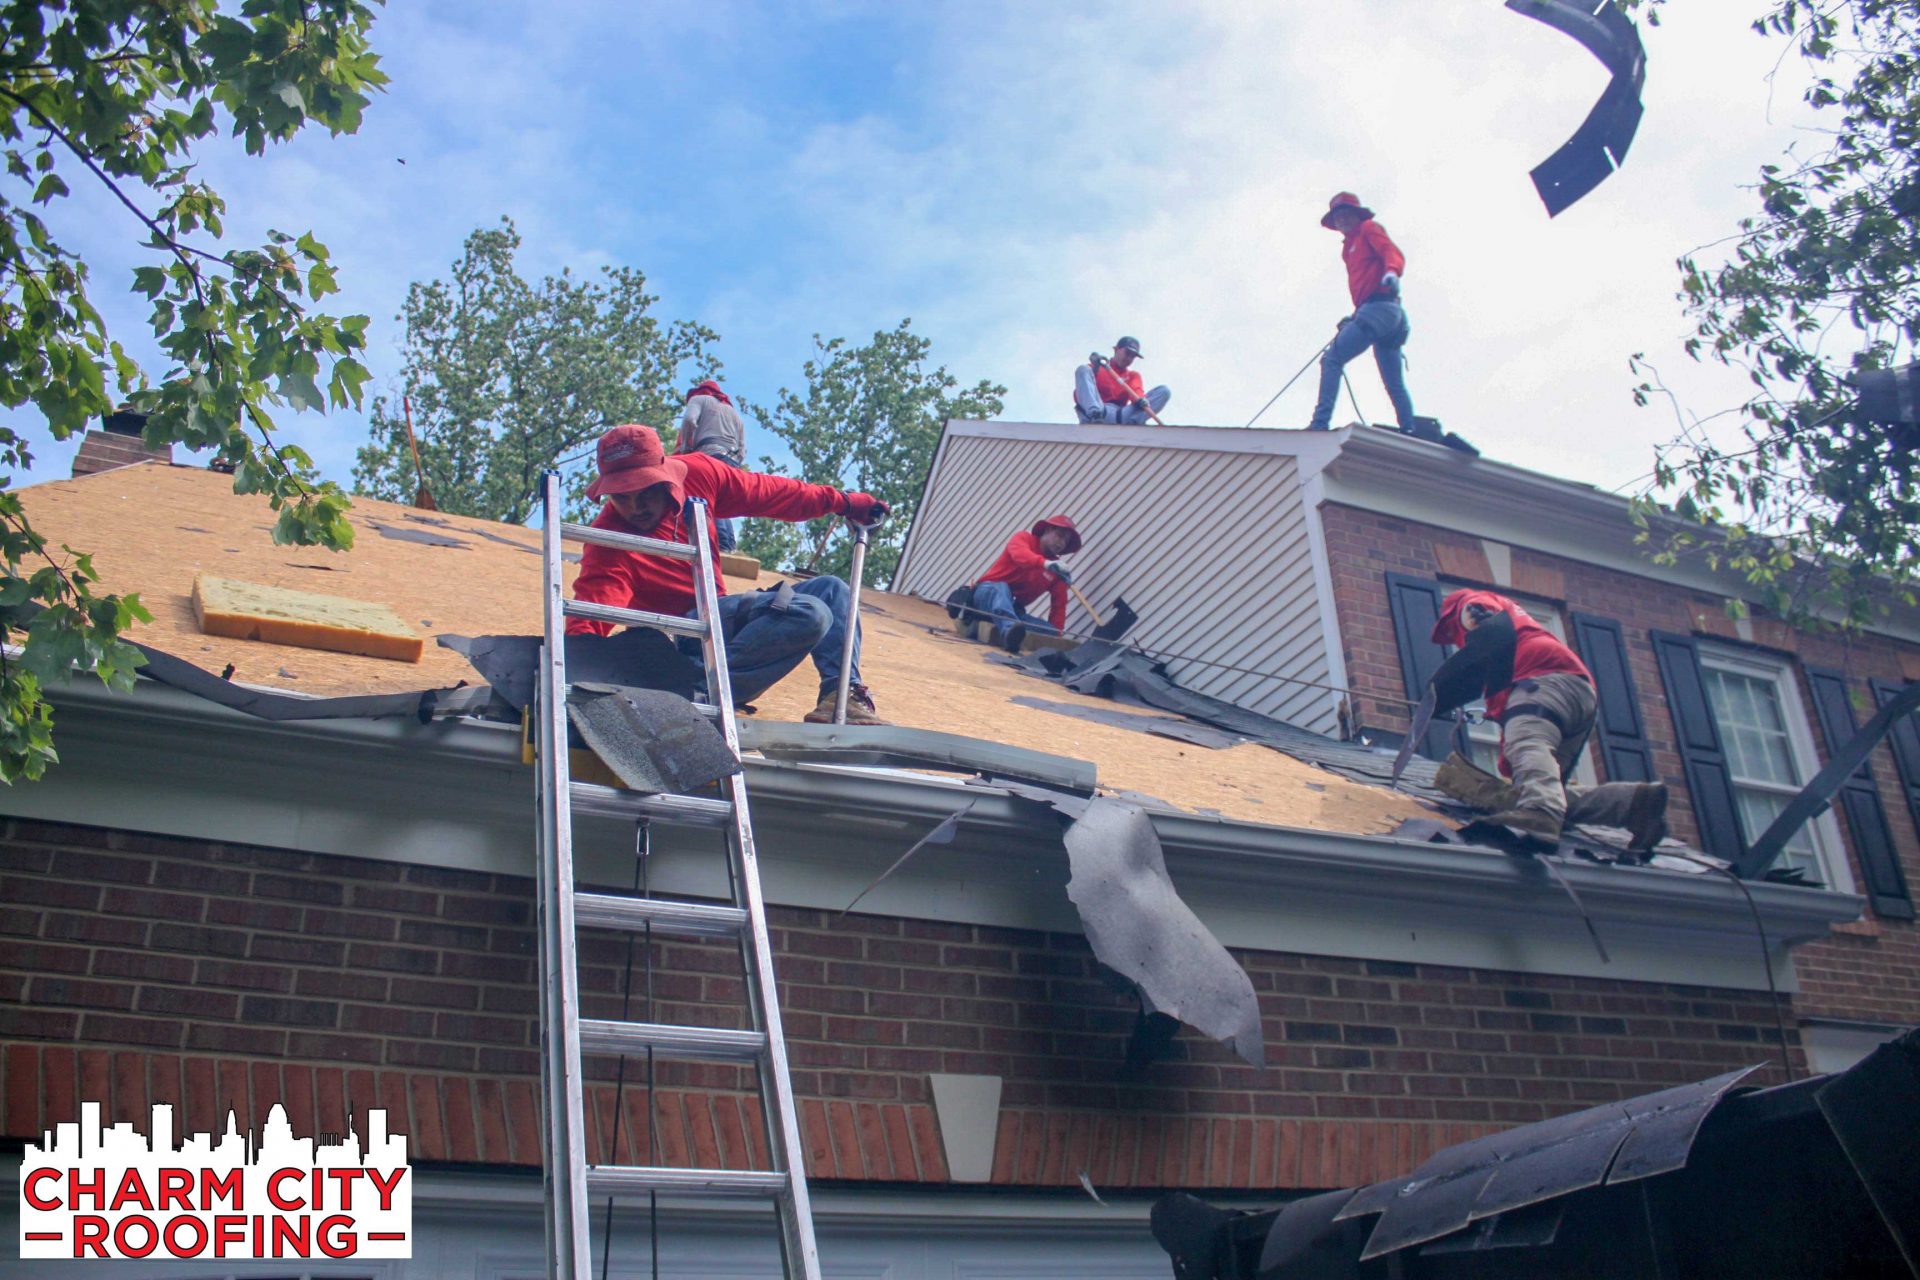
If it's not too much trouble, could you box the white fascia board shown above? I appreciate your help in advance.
[21,679,1861,991]
[940,418,1349,463]
[1322,430,1920,643]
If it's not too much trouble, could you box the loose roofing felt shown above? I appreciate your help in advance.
[566,687,741,796]
[1156,1028,1920,1277]
[1508,0,1647,216]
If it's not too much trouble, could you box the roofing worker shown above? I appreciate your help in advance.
[1307,193,1427,438]
[1074,337,1171,425]
[674,378,748,552]
[569,424,891,724]
[1428,588,1669,850]
[959,516,1083,651]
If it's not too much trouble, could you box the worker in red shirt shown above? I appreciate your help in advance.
[1428,588,1668,849]
[568,424,891,724]
[1306,193,1423,436]
[957,516,1083,651]
[1073,336,1171,424]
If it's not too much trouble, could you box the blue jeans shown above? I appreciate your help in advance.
[1073,365,1172,424]
[969,580,1054,646]
[1308,299,1414,430]
[679,576,861,704]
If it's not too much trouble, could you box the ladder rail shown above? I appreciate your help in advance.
[534,480,821,1280]
[536,474,592,1277]
[685,499,823,1280]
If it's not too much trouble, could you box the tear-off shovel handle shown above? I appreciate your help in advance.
[833,520,877,724]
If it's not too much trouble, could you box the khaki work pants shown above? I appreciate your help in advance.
[1502,673,1641,826]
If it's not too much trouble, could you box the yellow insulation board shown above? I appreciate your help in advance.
[192,573,424,663]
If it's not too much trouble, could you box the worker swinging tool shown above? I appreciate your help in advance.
[1074,336,1172,426]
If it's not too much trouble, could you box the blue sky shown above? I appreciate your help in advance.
[6,1,1821,503]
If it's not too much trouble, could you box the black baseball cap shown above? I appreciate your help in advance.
[1115,336,1143,357]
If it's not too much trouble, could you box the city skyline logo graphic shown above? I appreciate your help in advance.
[18,1101,411,1260]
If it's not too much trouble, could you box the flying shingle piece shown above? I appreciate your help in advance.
[191,573,424,663]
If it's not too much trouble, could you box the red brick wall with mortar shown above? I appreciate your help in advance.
[1318,500,1920,1029]
[1,819,1805,1191]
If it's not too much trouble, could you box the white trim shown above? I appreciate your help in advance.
[1299,468,1352,729]
[20,678,1862,992]
[1696,643,1857,894]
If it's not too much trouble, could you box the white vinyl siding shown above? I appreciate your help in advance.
[896,424,1339,732]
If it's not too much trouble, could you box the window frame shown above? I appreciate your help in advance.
[1440,588,1598,788]
[1695,643,1856,892]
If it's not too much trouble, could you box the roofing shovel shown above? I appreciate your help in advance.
[401,395,437,511]
[832,514,883,724]
[1389,685,1438,789]
[1068,582,1139,643]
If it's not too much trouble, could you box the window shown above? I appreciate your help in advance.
[1447,593,1597,787]
[1697,646,1849,888]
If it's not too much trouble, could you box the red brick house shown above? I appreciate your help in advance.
[0,424,1896,1274]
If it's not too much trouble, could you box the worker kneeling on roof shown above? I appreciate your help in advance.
[569,424,891,725]
[1428,589,1668,850]
[960,516,1082,652]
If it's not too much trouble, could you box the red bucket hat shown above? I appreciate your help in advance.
[586,424,687,503]
[1321,191,1375,229]
[1031,515,1082,555]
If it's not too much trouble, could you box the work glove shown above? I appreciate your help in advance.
[1047,562,1073,585]
[1132,397,1150,412]
[840,492,889,524]
[1380,271,1400,297]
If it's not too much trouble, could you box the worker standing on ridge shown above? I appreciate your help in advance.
[569,424,891,724]
[1306,193,1428,438]
[674,378,749,552]
[959,516,1083,651]
[1074,337,1171,424]
[1427,588,1668,850]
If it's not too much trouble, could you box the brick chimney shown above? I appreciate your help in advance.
[71,408,172,478]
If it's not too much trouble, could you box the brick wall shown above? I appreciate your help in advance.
[1318,501,1920,1029]
[69,429,172,478]
[0,819,1807,1190]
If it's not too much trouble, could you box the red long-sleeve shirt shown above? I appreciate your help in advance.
[1091,361,1145,406]
[978,530,1069,631]
[1342,218,1406,307]
[567,454,844,634]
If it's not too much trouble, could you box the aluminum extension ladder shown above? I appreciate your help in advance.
[532,471,820,1279]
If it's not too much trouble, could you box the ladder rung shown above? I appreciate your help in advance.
[574,892,748,939]
[562,599,707,636]
[586,1166,789,1198]
[559,521,699,562]
[579,1019,767,1062]
[568,781,735,827]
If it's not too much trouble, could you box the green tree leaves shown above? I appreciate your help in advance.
[1640,0,1920,625]
[1,0,386,781]
[736,320,1005,587]
[351,217,720,526]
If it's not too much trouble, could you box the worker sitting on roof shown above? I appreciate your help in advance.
[569,424,891,724]
[674,378,749,553]
[1074,337,1171,425]
[1428,588,1668,850]
[959,516,1083,652]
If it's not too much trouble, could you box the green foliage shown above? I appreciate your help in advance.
[352,218,720,526]
[1635,0,1920,626]
[737,319,1005,586]
[0,0,386,781]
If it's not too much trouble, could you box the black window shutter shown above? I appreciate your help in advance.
[1570,613,1653,782]
[1383,573,1454,760]
[1870,678,1920,850]
[1806,668,1913,918]
[1649,631,1746,861]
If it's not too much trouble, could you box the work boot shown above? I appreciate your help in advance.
[1434,752,1520,812]
[802,681,888,726]
[1000,623,1027,654]
[1624,783,1670,856]
[1483,807,1564,843]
